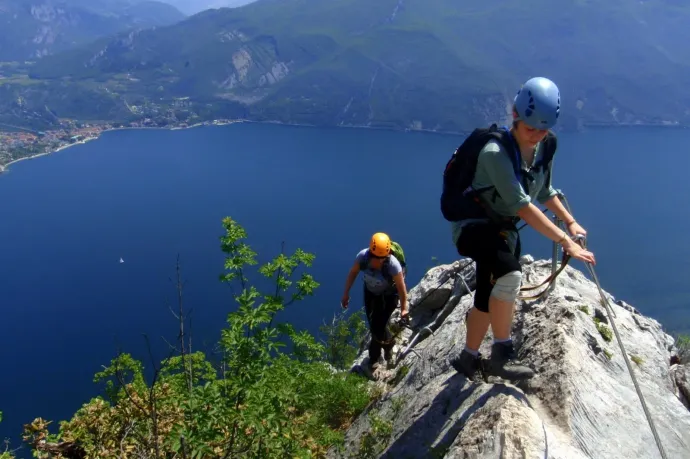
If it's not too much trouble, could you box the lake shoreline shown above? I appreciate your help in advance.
[0,120,241,173]
[2,116,688,173]
[0,136,99,172]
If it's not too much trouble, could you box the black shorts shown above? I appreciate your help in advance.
[455,222,522,312]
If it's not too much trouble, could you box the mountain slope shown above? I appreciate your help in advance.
[0,0,187,61]
[9,0,690,132]
[159,0,256,15]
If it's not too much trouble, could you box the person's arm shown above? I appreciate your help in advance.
[517,202,596,264]
[341,260,360,308]
[393,272,408,317]
[481,142,595,263]
[479,142,532,214]
[516,202,569,243]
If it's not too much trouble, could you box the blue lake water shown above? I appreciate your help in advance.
[0,122,688,453]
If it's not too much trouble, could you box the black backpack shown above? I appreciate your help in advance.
[440,123,557,222]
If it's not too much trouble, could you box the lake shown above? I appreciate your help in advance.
[0,122,687,454]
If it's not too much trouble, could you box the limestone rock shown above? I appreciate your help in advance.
[333,257,690,459]
[672,364,690,409]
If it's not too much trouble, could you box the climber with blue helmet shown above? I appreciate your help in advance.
[444,77,596,382]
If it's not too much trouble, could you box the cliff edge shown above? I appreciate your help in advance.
[329,256,690,459]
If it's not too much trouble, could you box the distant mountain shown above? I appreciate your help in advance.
[160,0,255,16]
[5,0,690,132]
[0,0,186,61]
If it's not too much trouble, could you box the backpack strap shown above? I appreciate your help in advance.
[502,127,558,191]
[535,130,557,171]
[360,251,394,284]
[359,250,369,272]
[499,125,524,185]
[534,130,558,189]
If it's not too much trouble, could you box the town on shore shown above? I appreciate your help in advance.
[0,117,240,172]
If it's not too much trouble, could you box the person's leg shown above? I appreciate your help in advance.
[465,260,492,351]
[368,291,395,360]
[484,231,533,380]
[363,287,382,368]
[450,267,492,380]
[380,292,399,361]
[488,275,521,340]
[450,224,494,379]
[450,223,533,380]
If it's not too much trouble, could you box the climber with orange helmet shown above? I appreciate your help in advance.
[341,232,409,370]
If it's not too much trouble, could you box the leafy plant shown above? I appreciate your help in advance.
[22,216,372,458]
[677,334,690,364]
[0,410,16,459]
[319,309,368,370]
[357,411,394,459]
[593,317,613,343]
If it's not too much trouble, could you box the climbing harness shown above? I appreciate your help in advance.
[396,207,568,363]
[558,195,668,459]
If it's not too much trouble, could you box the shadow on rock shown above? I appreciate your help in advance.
[381,372,529,458]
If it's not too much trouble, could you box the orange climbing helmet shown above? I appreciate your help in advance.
[369,232,391,258]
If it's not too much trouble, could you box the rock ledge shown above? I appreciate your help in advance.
[330,257,690,459]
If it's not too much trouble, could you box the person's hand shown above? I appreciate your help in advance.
[398,307,410,327]
[566,220,587,239]
[341,295,349,309]
[563,238,596,265]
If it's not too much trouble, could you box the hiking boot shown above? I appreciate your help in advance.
[450,349,482,381]
[486,341,535,381]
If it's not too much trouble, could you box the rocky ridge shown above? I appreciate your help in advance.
[0,0,186,60]
[330,256,690,459]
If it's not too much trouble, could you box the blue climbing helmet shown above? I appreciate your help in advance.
[513,77,561,129]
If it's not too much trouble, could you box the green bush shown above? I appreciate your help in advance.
[320,309,368,370]
[23,217,372,458]
[593,317,613,342]
[677,334,690,363]
[0,411,14,459]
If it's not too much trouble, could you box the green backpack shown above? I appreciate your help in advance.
[360,240,407,285]
[390,241,406,272]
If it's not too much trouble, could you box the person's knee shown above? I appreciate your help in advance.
[490,270,522,303]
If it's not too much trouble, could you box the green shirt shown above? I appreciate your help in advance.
[451,138,558,252]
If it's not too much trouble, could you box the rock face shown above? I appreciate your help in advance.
[673,365,690,410]
[330,257,690,459]
[0,0,186,61]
